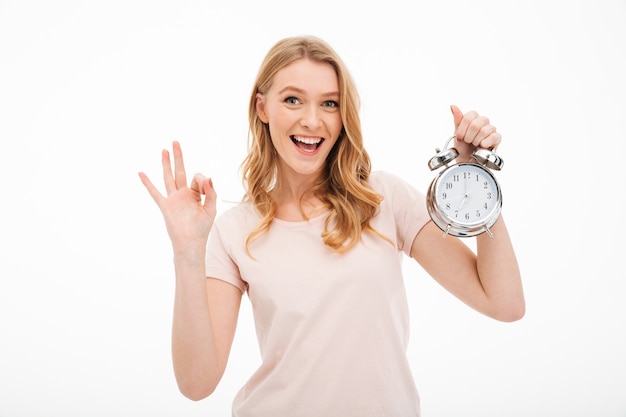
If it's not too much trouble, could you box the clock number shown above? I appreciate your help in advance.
[483,181,489,189]
[465,212,470,221]
[445,203,451,210]
[442,192,447,199]
[476,210,481,218]
[445,182,453,190]
[453,174,460,182]
[487,192,492,200]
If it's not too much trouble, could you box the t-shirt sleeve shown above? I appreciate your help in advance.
[205,221,248,293]
[374,171,431,257]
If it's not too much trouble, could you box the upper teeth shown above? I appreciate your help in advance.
[293,136,322,144]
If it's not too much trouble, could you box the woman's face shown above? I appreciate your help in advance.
[256,58,343,180]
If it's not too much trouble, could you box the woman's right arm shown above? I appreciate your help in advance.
[139,141,242,400]
[171,255,242,400]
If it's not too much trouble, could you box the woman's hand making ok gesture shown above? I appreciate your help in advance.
[138,141,217,256]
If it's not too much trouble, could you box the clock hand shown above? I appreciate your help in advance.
[457,177,470,210]
[457,193,469,210]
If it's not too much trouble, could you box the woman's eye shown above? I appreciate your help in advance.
[284,96,300,105]
[323,100,339,109]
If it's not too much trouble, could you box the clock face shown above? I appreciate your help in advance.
[434,163,500,226]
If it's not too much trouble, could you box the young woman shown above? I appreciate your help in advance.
[139,35,524,417]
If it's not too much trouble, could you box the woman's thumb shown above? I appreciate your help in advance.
[450,104,464,129]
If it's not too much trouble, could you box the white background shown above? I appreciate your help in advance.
[1,0,625,416]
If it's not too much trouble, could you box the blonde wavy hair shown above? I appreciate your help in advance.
[242,35,389,254]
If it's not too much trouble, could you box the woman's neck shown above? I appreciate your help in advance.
[272,173,327,221]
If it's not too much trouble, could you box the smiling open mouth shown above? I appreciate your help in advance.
[291,135,324,153]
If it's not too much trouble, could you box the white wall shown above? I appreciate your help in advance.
[1,1,624,416]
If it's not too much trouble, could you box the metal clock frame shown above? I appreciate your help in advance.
[426,136,504,238]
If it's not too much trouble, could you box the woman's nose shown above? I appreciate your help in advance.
[300,105,322,129]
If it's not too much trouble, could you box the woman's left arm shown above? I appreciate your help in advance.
[410,105,524,322]
[411,218,524,322]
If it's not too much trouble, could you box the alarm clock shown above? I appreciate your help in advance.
[426,136,504,238]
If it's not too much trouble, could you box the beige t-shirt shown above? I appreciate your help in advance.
[206,171,430,417]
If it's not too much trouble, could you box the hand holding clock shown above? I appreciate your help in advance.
[426,106,505,237]
[450,104,501,161]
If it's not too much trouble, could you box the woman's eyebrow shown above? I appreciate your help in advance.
[278,86,339,98]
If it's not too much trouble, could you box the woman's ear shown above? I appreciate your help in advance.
[256,93,269,123]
